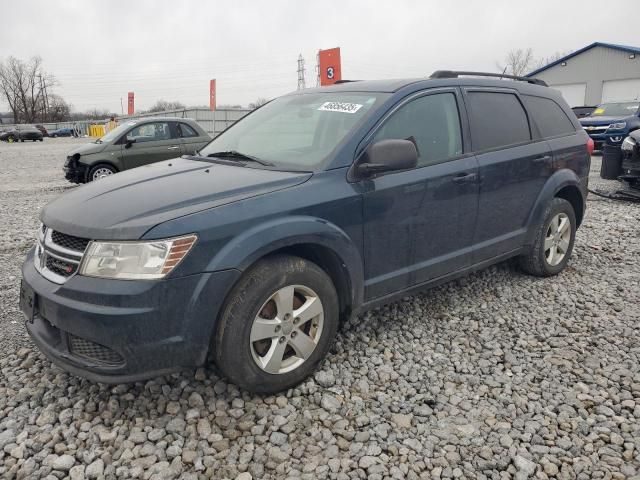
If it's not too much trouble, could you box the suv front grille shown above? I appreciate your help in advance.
[35,225,89,284]
[69,335,124,365]
[51,231,90,252]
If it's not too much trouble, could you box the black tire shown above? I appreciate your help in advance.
[51,134,57,138]
[20,139,24,142]
[87,163,117,182]
[519,197,576,277]
[39,138,43,142]
[213,254,339,394]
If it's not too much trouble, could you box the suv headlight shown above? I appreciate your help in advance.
[621,136,636,151]
[607,122,627,131]
[79,235,197,280]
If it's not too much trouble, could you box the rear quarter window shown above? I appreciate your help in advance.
[523,95,576,138]
[466,91,531,151]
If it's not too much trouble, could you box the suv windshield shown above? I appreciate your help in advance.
[591,102,639,117]
[200,92,388,171]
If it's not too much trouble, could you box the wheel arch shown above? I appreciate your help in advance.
[206,216,365,322]
[525,169,585,245]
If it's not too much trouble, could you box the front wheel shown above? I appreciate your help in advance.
[87,163,116,182]
[519,197,576,277]
[213,254,339,394]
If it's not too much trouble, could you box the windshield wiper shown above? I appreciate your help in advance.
[206,150,275,166]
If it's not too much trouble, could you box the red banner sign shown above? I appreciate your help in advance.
[127,92,134,115]
[318,48,342,86]
[210,79,216,111]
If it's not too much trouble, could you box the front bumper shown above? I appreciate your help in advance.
[583,130,627,149]
[63,158,87,183]
[21,248,240,383]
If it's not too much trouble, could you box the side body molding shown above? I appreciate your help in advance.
[206,216,365,311]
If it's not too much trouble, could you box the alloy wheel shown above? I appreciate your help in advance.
[544,212,571,266]
[250,285,324,374]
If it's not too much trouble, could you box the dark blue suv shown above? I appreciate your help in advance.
[20,71,591,393]
[580,101,640,150]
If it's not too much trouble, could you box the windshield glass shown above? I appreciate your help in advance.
[200,92,388,170]
[97,121,138,143]
[591,102,639,117]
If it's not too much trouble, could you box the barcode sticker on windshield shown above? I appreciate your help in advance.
[318,102,363,113]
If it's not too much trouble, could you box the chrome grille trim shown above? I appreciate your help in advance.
[35,225,87,284]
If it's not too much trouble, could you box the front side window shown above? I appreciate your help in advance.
[466,91,531,151]
[128,122,172,142]
[523,95,576,138]
[200,92,387,171]
[371,92,463,167]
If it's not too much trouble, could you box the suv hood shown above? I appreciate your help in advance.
[42,157,311,240]
[68,142,109,156]
[580,116,626,126]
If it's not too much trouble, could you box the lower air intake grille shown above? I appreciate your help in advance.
[69,335,124,365]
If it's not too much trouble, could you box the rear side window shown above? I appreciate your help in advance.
[466,92,531,151]
[179,123,198,138]
[523,95,576,138]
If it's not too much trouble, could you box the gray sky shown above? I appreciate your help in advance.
[1,0,638,113]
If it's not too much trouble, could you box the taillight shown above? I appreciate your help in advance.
[587,137,594,155]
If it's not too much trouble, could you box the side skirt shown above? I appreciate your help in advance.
[357,248,523,314]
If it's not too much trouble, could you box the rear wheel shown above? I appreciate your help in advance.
[213,254,339,393]
[519,197,576,277]
[87,163,116,182]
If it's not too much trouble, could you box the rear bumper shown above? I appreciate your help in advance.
[21,248,240,383]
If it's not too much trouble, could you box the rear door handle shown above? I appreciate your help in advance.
[452,172,477,184]
[533,155,552,163]
[167,145,180,150]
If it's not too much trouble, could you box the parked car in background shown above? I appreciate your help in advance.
[0,125,43,142]
[63,117,211,183]
[21,72,591,393]
[580,101,640,150]
[50,127,75,138]
[571,105,596,119]
[34,125,49,137]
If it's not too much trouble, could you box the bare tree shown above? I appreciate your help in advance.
[533,51,570,71]
[145,99,186,113]
[248,97,269,109]
[0,56,57,123]
[496,48,537,77]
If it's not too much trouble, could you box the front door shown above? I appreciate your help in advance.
[121,121,182,169]
[362,90,479,300]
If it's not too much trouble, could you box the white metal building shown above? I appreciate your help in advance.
[527,42,640,107]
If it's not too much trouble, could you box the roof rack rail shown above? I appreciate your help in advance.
[429,70,548,87]
[333,79,360,84]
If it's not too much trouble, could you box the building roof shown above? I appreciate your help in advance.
[527,42,640,77]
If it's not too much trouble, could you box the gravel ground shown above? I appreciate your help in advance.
[0,139,639,480]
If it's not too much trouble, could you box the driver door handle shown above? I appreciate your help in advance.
[533,155,552,163]
[452,172,477,184]
[167,145,180,150]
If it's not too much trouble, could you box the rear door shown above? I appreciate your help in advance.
[361,89,479,299]
[176,121,209,155]
[121,121,181,169]
[464,89,552,262]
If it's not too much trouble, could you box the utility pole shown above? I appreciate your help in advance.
[297,54,306,90]
[316,51,320,87]
[39,74,49,122]
[120,97,124,116]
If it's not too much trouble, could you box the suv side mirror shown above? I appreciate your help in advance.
[125,137,136,148]
[356,139,418,177]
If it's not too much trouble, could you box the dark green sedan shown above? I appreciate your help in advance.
[64,117,211,183]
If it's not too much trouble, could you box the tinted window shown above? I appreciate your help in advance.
[128,122,172,142]
[179,123,198,138]
[467,92,531,151]
[523,95,576,137]
[372,93,463,167]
